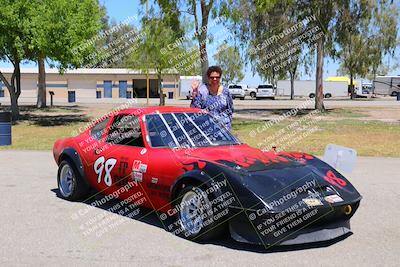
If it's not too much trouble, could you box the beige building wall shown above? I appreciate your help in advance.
[0,69,179,103]
[19,79,37,101]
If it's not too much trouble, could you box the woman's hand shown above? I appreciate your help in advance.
[191,79,200,97]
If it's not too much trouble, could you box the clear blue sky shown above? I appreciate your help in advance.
[1,0,398,86]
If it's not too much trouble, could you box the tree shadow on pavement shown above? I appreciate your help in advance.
[1,104,88,126]
[18,105,84,113]
[51,188,353,253]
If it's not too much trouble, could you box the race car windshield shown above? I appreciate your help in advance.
[145,112,240,148]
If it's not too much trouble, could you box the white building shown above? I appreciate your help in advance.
[0,68,180,104]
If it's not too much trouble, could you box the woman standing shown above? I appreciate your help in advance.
[190,66,234,130]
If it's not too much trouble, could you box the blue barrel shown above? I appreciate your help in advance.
[0,112,12,146]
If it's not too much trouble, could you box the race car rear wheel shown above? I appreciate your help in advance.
[57,160,90,201]
[177,185,226,240]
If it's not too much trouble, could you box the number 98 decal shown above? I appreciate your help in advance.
[94,156,117,186]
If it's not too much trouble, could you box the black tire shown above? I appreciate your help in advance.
[309,93,316,98]
[390,91,398,97]
[57,160,90,201]
[175,185,227,241]
[186,96,190,100]
[250,92,256,98]
[325,93,332,98]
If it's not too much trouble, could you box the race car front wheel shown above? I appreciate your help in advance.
[57,160,90,201]
[177,185,226,240]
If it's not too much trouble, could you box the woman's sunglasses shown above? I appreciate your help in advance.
[209,76,221,80]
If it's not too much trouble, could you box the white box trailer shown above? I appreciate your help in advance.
[276,80,348,98]
[373,76,400,96]
[179,76,202,99]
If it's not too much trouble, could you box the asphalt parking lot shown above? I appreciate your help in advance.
[1,150,399,266]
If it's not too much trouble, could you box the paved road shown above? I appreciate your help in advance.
[0,151,399,266]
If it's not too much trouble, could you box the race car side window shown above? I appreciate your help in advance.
[145,114,177,148]
[106,115,145,147]
[91,118,110,140]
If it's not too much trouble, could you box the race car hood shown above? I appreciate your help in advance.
[177,144,302,171]
[176,144,361,211]
[243,163,361,211]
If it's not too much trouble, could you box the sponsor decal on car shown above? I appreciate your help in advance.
[139,163,147,173]
[302,198,323,207]
[132,160,148,173]
[131,171,143,182]
[132,160,141,171]
[323,170,347,189]
[324,194,344,203]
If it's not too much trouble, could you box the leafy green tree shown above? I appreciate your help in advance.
[213,43,244,84]
[295,0,337,111]
[0,0,29,120]
[223,0,397,106]
[334,1,375,99]
[145,0,228,83]
[26,0,103,108]
[366,0,399,82]
[333,1,398,98]
[127,15,183,105]
[224,1,286,87]
[224,0,313,99]
[93,18,140,68]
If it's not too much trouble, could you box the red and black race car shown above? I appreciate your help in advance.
[53,106,361,246]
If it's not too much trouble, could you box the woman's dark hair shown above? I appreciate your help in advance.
[206,65,222,78]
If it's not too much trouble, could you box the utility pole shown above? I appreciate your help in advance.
[146,0,149,106]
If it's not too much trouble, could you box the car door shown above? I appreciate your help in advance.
[100,114,154,206]
[142,112,192,209]
[82,114,154,209]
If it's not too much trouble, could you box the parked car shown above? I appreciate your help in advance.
[256,84,275,100]
[53,106,361,246]
[228,84,246,100]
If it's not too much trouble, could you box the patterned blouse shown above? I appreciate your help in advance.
[190,84,234,130]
